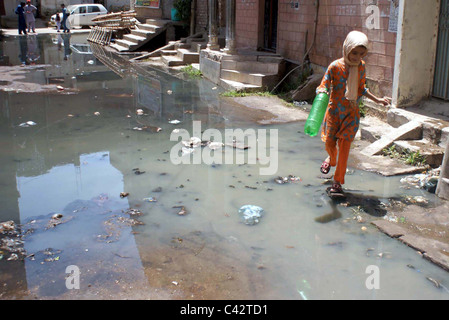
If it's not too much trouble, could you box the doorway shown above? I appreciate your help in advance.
[263,0,278,51]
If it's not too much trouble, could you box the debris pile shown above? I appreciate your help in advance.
[0,220,26,261]
[400,168,440,193]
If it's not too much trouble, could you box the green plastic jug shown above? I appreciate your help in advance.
[304,93,329,137]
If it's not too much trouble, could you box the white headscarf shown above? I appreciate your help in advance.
[342,31,369,102]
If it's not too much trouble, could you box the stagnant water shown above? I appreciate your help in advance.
[0,34,448,300]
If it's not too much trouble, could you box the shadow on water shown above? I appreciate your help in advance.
[315,191,399,224]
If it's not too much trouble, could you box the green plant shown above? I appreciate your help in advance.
[382,145,427,167]
[173,0,192,22]
[181,64,202,78]
[220,90,275,98]
[404,150,426,167]
[382,145,400,159]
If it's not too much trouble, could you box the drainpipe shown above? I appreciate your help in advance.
[271,0,319,94]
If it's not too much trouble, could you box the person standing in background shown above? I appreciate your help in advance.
[61,3,70,33]
[15,2,27,35]
[24,0,37,33]
[55,12,61,32]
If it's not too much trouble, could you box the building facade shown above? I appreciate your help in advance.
[203,0,448,107]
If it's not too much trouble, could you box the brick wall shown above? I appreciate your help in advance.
[234,0,397,96]
[277,0,397,96]
[235,0,260,49]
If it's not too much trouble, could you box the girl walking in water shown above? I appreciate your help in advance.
[316,30,391,196]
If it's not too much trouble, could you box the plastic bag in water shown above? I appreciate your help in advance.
[238,205,264,225]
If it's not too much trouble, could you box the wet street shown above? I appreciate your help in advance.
[1,33,448,300]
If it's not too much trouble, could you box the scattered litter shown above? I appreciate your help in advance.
[206,141,224,150]
[239,205,264,225]
[136,109,144,115]
[56,85,64,91]
[400,170,440,193]
[94,112,100,116]
[172,281,178,286]
[173,205,187,215]
[0,220,15,232]
[133,168,145,175]
[18,121,37,127]
[51,213,63,220]
[125,208,143,216]
[87,60,94,64]
[274,175,302,184]
[169,119,181,124]
[182,137,202,148]
[143,197,157,202]
[293,100,308,107]
[120,192,129,198]
[167,90,172,95]
[426,277,441,288]
[133,125,160,132]
[402,195,429,205]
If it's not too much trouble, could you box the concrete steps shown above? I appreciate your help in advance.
[111,22,167,52]
[218,54,284,92]
[393,139,445,167]
[360,102,449,168]
[160,36,207,67]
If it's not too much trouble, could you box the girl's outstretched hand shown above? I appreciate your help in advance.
[377,96,391,106]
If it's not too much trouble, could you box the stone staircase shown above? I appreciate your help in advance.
[110,19,169,52]
[160,36,207,67]
[360,102,449,168]
[219,54,285,92]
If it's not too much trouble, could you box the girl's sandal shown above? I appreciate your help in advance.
[330,182,343,195]
[320,160,331,174]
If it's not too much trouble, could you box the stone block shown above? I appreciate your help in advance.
[361,120,422,156]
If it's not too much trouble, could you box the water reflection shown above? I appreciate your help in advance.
[1,34,448,299]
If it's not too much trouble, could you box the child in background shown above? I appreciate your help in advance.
[55,12,61,32]
[316,30,391,195]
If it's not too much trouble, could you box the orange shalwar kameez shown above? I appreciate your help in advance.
[316,58,368,185]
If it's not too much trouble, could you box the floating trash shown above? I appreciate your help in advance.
[400,170,439,193]
[207,141,224,150]
[173,205,187,215]
[182,137,202,148]
[18,121,37,127]
[274,175,302,184]
[238,205,264,225]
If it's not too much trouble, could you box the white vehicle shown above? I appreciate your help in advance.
[50,4,108,28]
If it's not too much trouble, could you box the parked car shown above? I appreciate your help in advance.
[50,4,108,28]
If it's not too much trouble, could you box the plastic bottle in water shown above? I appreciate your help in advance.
[238,205,264,225]
[304,92,329,137]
